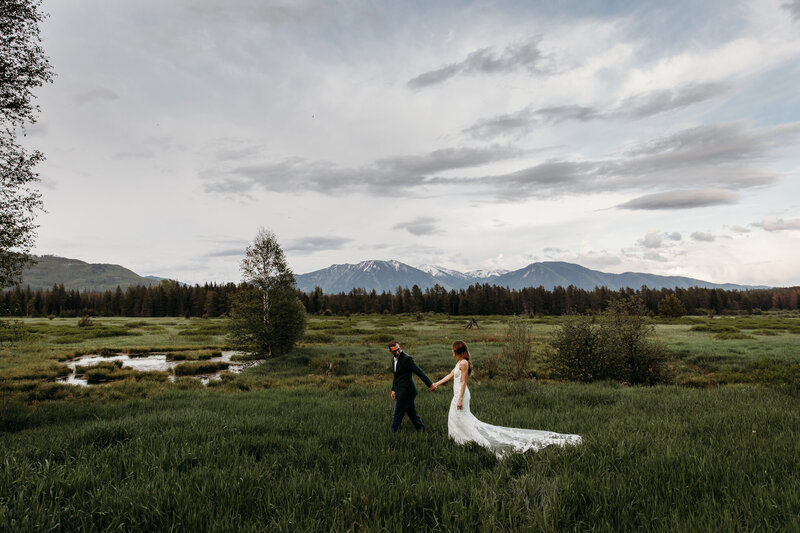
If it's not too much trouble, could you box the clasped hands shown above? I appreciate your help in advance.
[390,384,439,400]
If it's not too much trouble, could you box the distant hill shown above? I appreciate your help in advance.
[18,256,165,292]
[492,262,762,291]
[296,260,765,293]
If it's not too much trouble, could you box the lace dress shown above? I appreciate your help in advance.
[448,363,582,458]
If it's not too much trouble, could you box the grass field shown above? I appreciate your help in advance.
[2,314,800,531]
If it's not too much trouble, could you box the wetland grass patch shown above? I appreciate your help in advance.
[2,314,800,529]
[1,384,798,531]
[714,331,755,340]
[75,361,170,384]
[172,361,230,376]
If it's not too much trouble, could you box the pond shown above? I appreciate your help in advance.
[57,350,259,386]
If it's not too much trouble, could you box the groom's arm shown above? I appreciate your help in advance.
[408,356,433,388]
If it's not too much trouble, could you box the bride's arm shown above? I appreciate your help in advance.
[434,370,454,387]
[456,360,468,409]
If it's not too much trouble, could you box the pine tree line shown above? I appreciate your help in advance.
[2,281,799,318]
[299,284,799,316]
[0,280,240,318]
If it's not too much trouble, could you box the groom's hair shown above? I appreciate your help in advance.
[388,341,399,348]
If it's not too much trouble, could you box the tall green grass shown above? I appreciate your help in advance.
[2,314,800,529]
[1,383,798,531]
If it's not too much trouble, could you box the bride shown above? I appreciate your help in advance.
[431,340,582,458]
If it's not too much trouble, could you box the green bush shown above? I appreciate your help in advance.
[548,298,672,385]
[0,319,27,344]
[548,316,620,382]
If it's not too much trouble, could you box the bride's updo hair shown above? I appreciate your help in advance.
[452,340,473,375]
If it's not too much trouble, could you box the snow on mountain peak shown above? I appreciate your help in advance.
[466,268,510,278]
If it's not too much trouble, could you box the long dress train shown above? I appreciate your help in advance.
[448,363,582,458]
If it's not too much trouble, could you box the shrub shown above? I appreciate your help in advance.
[77,315,93,327]
[481,353,502,379]
[547,298,672,385]
[548,315,622,382]
[0,319,27,344]
[500,316,535,380]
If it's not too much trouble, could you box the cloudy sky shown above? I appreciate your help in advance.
[25,0,800,286]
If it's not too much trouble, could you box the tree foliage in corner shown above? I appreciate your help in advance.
[228,228,306,357]
[1,0,54,289]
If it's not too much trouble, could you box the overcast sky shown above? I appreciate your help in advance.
[25,0,800,286]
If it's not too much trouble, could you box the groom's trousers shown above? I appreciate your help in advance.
[391,394,425,432]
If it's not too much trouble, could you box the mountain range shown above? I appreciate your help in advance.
[15,255,766,293]
[295,260,765,293]
[18,256,163,292]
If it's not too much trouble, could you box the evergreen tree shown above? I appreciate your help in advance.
[658,293,686,318]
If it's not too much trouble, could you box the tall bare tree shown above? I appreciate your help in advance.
[1,0,54,289]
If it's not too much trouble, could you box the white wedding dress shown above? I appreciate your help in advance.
[448,363,582,458]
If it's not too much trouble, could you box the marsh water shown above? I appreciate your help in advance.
[58,350,258,386]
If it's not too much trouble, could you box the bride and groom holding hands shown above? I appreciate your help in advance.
[389,340,581,458]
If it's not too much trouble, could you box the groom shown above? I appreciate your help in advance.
[389,340,435,432]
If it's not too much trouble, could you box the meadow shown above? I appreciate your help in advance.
[2,314,800,531]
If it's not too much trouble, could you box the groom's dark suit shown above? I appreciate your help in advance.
[391,350,433,432]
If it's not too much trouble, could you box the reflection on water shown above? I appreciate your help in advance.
[57,351,258,386]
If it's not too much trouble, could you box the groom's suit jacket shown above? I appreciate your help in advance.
[392,351,432,400]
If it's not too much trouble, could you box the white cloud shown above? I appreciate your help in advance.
[618,189,741,210]
[25,0,800,287]
[393,217,440,236]
[691,232,716,242]
[642,230,664,249]
[760,215,800,231]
